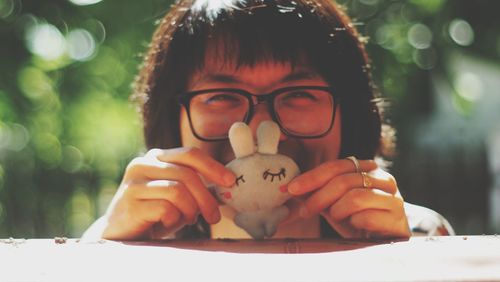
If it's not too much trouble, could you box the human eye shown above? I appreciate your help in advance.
[279,90,320,106]
[200,92,243,106]
[262,168,286,182]
[286,91,318,100]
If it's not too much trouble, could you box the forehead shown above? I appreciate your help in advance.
[188,38,324,88]
[198,54,297,77]
[203,35,309,68]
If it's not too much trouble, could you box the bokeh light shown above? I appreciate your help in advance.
[454,72,483,102]
[67,91,141,176]
[83,18,106,44]
[66,29,97,61]
[0,123,30,152]
[61,146,84,173]
[408,23,433,49]
[17,66,54,100]
[409,0,446,13]
[0,123,9,150]
[68,0,102,6]
[449,19,474,46]
[0,0,14,19]
[88,46,127,89]
[33,132,63,167]
[67,189,93,237]
[412,47,437,70]
[24,22,66,60]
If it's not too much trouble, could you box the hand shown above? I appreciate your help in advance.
[287,159,410,239]
[86,147,235,240]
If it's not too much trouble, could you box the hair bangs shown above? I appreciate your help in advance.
[176,0,340,73]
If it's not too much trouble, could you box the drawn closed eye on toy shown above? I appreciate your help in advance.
[235,175,245,186]
[263,168,286,182]
[214,120,300,239]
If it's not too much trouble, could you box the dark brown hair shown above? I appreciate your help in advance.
[133,0,386,160]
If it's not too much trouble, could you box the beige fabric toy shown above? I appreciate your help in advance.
[214,121,300,239]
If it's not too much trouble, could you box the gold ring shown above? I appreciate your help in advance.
[346,156,360,173]
[361,172,372,188]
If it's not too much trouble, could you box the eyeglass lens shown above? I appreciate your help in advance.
[188,88,334,139]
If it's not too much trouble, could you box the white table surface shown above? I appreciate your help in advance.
[1,236,500,282]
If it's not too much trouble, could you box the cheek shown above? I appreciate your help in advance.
[320,106,342,155]
[179,108,193,146]
[323,107,342,158]
[282,108,341,170]
[304,123,341,157]
[180,108,235,163]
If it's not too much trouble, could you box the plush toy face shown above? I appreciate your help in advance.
[223,153,298,212]
[214,121,300,238]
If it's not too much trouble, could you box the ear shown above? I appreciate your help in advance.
[257,120,280,154]
[229,122,255,158]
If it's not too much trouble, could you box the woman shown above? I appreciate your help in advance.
[83,0,453,240]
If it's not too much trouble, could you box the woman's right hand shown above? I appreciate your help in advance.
[84,147,236,241]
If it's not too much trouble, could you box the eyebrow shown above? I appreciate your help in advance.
[193,69,322,87]
[281,70,321,82]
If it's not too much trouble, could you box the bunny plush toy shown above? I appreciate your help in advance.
[213,121,300,239]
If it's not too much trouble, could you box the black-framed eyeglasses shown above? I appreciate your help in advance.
[178,85,339,141]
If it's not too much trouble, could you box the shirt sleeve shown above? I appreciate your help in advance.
[404,202,455,236]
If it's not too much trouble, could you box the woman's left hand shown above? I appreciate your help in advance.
[287,159,411,239]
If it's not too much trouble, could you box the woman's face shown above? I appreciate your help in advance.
[179,54,342,172]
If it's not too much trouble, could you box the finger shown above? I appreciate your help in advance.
[124,162,220,224]
[349,209,410,238]
[132,180,200,224]
[159,201,182,227]
[153,147,236,187]
[147,165,220,224]
[299,171,397,217]
[300,173,359,218]
[364,168,398,195]
[146,201,183,239]
[288,159,377,195]
[328,188,403,222]
[138,199,181,226]
[124,160,187,182]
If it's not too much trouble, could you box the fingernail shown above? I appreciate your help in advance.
[288,182,299,194]
[223,172,236,187]
[299,206,310,218]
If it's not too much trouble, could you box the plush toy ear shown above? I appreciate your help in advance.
[229,122,255,158]
[257,120,280,154]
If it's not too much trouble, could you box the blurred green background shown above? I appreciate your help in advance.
[0,0,499,238]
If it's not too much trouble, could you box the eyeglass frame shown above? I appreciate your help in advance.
[177,85,340,141]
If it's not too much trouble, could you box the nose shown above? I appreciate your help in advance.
[247,104,288,142]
